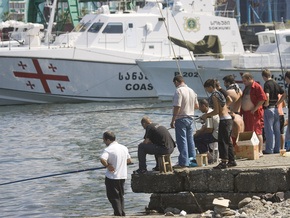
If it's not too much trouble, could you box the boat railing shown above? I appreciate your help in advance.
[0,30,45,49]
[215,10,235,18]
[243,44,259,52]
[193,52,224,59]
[0,31,25,47]
[237,52,290,69]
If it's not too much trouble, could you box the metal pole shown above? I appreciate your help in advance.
[247,0,251,24]
[267,0,272,23]
[236,0,241,26]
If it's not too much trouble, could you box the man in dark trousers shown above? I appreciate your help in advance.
[134,116,175,174]
[100,131,132,216]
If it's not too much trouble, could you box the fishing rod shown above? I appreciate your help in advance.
[0,166,105,186]
[0,135,146,187]
[273,20,286,87]
[272,19,289,114]
[0,124,192,186]
[159,1,209,98]
[51,105,172,117]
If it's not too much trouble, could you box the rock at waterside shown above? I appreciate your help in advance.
[212,197,230,207]
[238,197,252,208]
[164,211,174,216]
[164,207,180,214]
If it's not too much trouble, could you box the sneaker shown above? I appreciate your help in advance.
[190,159,197,164]
[133,169,147,174]
[259,152,264,157]
[213,162,228,169]
[189,162,198,167]
[152,166,159,171]
[227,161,237,167]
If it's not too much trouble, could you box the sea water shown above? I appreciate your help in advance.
[0,100,200,217]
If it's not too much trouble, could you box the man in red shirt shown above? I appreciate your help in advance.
[241,72,267,157]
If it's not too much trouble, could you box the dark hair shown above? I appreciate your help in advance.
[173,75,184,83]
[214,79,221,89]
[223,75,235,84]
[141,116,151,125]
[262,69,271,78]
[241,72,253,80]
[103,131,116,141]
[285,71,290,80]
[203,79,215,88]
[199,99,209,107]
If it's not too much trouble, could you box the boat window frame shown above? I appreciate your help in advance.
[269,36,275,43]
[262,35,270,44]
[74,21,92,32]
[88,22,104,33]
[102,22,123,34]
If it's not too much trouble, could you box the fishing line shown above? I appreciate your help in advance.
[130,111,199,117]
[0,136,144,186]
[170,15,209,98]
[0,134,159,186]
[155,0,182,72]
[156,0,208,97]
[50,105,171,116]
[0,166,105,186]
[272,20,286,88]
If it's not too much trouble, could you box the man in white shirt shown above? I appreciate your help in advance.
[170,75,199,167]
[194,99,219,155]
[100,131,132,216]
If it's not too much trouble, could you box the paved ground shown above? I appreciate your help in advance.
[211,152,290,169]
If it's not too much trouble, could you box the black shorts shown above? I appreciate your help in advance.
[280,115,285,134]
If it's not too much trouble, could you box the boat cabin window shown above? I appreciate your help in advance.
[262,35,269,44]
[74,21,92,32]
[286,35,290,42]
[269,36,275,43]
[102,22,123,34]
[88,22,104,33]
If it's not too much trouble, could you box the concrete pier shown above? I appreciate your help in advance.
[131,154,290,214]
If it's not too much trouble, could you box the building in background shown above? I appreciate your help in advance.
[239,0,290,24]
[0,0,289,28]
[8,0,26,21]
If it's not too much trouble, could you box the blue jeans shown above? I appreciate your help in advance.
[264,108,280,153]
[175,117,196,166]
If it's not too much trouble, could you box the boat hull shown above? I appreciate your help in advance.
[0,56,157,105]
[136,59,286,100]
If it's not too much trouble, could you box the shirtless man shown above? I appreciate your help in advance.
[223,75,242,113]
[201,79,236,169]
[241,72,267,156]
[230,112,245,147]
[215,79,233,107]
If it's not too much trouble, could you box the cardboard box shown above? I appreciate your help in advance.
[235,131,259,160]
[237,131,259,146]
[235,144,259,160]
